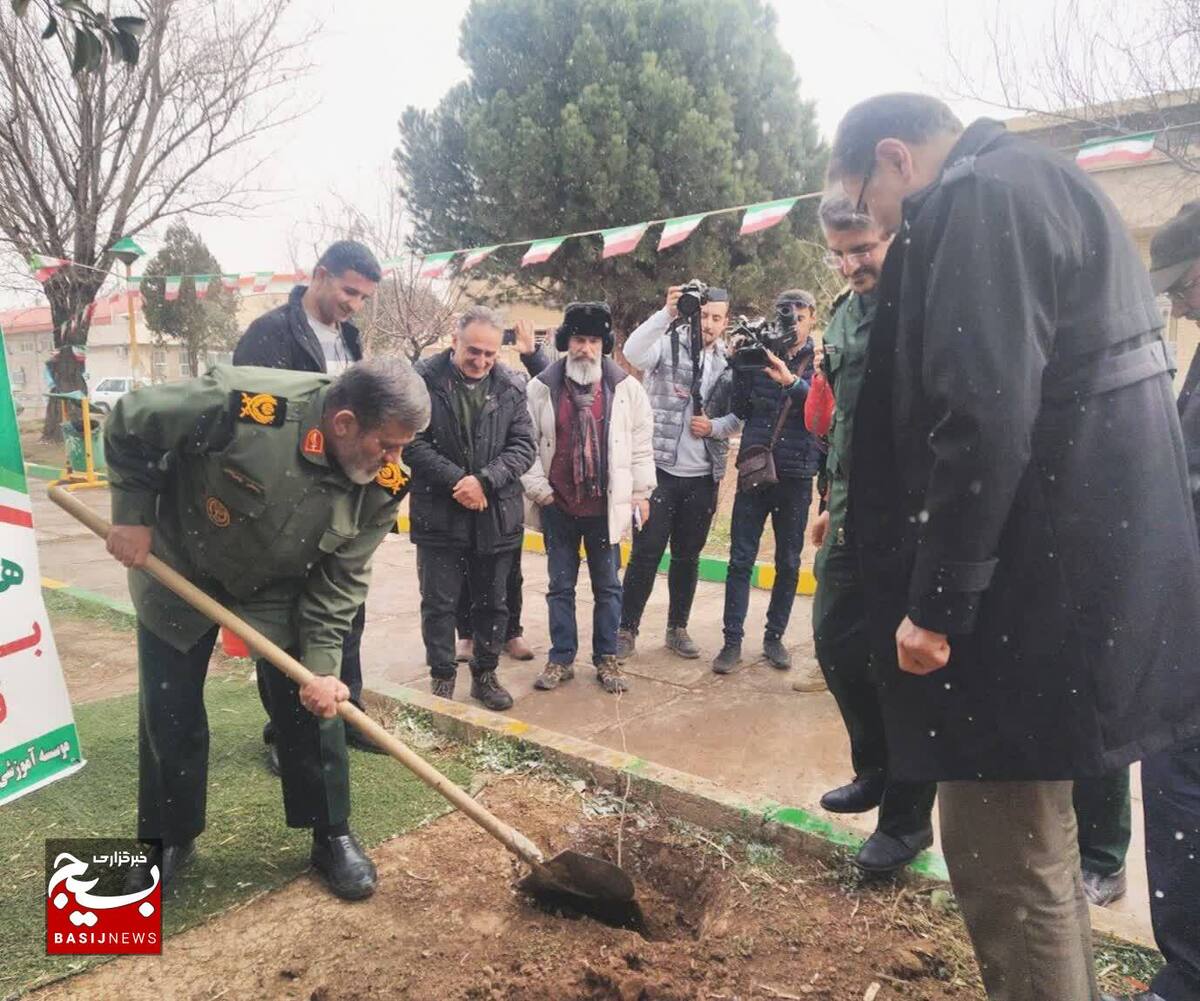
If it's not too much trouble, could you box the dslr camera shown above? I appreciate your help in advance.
[675,278,712,318]
[728,300,805,372]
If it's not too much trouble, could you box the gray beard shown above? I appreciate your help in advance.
[565,356,602,385]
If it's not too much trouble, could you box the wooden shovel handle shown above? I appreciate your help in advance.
[47,485,545,867]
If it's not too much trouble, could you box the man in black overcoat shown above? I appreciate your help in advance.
[828,93,1200,1001]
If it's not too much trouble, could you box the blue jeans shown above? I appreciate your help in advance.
[723,476,813,645]
[541,505,622,665]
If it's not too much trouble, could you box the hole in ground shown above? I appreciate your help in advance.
[521,835,724,942]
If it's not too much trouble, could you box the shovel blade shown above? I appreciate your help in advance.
[521,849,635,904]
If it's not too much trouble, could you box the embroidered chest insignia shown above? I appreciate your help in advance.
[235,391,287,427]
[205,496,231,528]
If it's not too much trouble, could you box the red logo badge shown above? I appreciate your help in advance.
[303,428,325,455]
[46,840,162,955]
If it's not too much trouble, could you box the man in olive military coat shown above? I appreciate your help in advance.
[104,358,430,900]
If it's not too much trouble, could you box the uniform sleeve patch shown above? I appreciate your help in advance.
[374,461,409,495]
[233,391,287,427]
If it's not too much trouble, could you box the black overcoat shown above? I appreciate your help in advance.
[851,119,1200,782]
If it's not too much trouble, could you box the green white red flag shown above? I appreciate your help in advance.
[418,252,455,279]
[251,272,272,293]
[461,246,500,270]
[1075,133,1157,170]
[601,223,649,259]
[192,276,212,299]
[163,276,182,301]
[522,237,565,267]
[739,198,798,236]
[29,254,70,283]
[657,214,706,250]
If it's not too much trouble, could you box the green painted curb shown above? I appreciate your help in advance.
[41,581,137,624]
[25,462,59,481]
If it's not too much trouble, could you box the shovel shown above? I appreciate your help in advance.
[48,485,636,910]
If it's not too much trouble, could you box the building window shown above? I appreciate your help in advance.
[179,357,191,377]
[152,348,168,380]
[11,366,26,387]
[115,345,129,360]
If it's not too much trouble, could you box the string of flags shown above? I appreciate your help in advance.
[24,126,1167,292]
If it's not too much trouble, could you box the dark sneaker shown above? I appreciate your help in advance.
[595,655,629,693]
[265,742,281,776]
[534,661,575,691]
[470,671,514,711]
[431,675,456,699]
[712,643,742,675]
[854,827,934,873]
[124,840,195,895]
[665,627,700,659]
[615,628,636,660]
[762,635,792,670]
[1082,866,1127,908]
[311,831,377,901]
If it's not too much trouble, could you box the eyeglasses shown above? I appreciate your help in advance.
[854,156,876,216]
[1168,275,1199,302]
[823,245,881,271]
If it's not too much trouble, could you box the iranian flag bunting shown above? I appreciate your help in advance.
[192,276,212,299]
[221,274,240,292]
[418,252,455,279]
[657,213,706,250]
[739,198,798,236]
[164,276,182,301]
[1075,133,1157,170]
[601,223,649,259]
[462,246,500,270]
[252,272,272,293]
[29,254,70,282]
[521,237,565,267]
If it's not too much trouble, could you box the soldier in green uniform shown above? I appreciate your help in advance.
[103,358,429,900]
[808,194,937,872]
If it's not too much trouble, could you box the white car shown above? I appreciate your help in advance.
[88,376,146,414]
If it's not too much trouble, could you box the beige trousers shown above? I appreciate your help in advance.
[938,780,1100,1001]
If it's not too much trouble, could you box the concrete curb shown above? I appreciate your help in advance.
[395,513,817,596]
[25,461,60,481]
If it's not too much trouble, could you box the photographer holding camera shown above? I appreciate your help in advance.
[714,289,824,679]
[617,280,741,661]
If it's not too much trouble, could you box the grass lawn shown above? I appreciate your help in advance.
[0,673,467,998]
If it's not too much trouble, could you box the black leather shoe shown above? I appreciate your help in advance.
[311,831,377,900]
[1082,865,1127,907]
[820,771,885,814]
[470,670,514,711]
[854,827,933,873]
[124,840,196,894]
[265,742,281,776]
[345,726,386,754]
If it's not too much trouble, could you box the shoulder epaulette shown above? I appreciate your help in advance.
[232,390,287,427]
[374,461,410,497]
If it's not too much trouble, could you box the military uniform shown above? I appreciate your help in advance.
[813,288,935,842]
[105,364,408,844]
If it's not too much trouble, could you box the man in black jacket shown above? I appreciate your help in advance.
[713,290,823,678]
[232,240,384,769]
[829,93,1200,1000]
[404,305,537,711]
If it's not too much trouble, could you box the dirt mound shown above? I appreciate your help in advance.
[32,776,982,1001]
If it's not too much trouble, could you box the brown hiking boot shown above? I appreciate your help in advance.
[504,635,535,661]
[431,675,456,700]
[595,655,629,694]
[534,661,575,690]
[470,670,513,711]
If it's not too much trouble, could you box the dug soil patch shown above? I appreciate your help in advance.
[32,774,983,1001]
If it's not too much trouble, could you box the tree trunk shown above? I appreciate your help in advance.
[39,272,104,442]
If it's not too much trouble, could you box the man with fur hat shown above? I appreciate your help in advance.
[521,302,656,694]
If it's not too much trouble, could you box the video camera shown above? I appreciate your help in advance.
[728,300,805,372]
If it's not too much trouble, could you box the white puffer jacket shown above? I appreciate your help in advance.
[522,357,656,544]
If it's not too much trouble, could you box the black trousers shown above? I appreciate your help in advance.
[138,622,349,844]
[1143,742,1200,1001]
[1073,767,1132,878]
[418,545,515,680]
[259,602,366,744]
[620,469,718,633]
[457,549,524,641]
[812,540,936,838]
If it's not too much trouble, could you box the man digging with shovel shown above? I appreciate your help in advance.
[101,358,430,901]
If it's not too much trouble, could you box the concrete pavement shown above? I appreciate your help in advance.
[29,483,1155,944]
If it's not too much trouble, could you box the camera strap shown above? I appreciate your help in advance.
[768,397,793,451]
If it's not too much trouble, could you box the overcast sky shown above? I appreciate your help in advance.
[12,0,1102,298]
